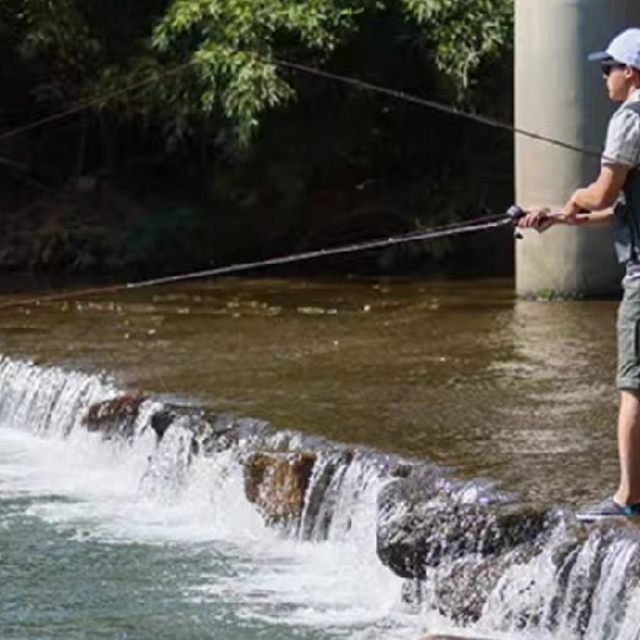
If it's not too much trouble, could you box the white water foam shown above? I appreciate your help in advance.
[0,356,415,638]
[0,424,413,636]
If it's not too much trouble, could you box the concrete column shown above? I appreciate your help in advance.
[515,0,640,298]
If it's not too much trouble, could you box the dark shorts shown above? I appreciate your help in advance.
[618,278,640,389]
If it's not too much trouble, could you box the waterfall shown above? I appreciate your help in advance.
[3,352,640,639]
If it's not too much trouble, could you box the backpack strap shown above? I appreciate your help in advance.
[618,101,640,260]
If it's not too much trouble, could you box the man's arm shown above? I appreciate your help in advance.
[569,208,614,225]
[520,105,640,230]
[565,163,630,214]
[519,163,628,229]
[518,206,613,228]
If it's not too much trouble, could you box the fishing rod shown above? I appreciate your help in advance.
[0,207,526,310]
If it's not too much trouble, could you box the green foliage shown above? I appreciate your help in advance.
[403,0,513,92]
[150,0,363,144]
[148,0,513,143]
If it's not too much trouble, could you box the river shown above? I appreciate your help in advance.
[0,276,629,639]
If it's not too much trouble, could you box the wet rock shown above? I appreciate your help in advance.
[149,407,177,439]
[83,393,146,439]
[402,540,545,625]
[148,406,272,452]
[192,414,238,454]
[385,467,448,501]
[244,451,317,529]
[377,477,555,578]
[435,546,537,626]
[148,404,208,441]
[195,414,271,455]
[401,578,425,608]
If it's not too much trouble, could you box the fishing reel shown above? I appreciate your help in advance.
[506,205,526,240]
[506,204,556,238]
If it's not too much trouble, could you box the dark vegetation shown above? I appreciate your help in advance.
[0,0,514,276]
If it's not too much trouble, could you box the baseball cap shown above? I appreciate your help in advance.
[588,28,640,68]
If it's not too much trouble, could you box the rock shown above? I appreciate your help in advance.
[194,414,268,455]
[377,477,555,578]
[148,406,271,451]
[244,451,317,529]
[83,393,146,439]
[401,545,536,623]
[435,546,537,625]
[149,407,177,439]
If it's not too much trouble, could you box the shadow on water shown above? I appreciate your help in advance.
[0,275,622,508]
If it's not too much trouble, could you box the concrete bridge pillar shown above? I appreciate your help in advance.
[515,0,640,298]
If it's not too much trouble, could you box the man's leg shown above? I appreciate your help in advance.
[615,279,640,506]
[576,282,640,520]
[615,389,640,505]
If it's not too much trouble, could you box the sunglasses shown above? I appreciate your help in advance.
[602,62,626,77]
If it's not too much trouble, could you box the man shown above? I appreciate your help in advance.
[519,27,640,521]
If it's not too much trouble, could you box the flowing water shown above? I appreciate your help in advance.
[0,276,632,639]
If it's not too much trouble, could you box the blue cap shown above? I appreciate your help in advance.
[589,28,640,68]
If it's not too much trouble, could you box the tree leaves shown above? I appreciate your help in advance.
[149,0,361,143]
[403,0,513,92]
[1,0,514,144]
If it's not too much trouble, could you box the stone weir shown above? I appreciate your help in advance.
[1,354,640,640]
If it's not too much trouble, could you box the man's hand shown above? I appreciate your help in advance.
[561,194,584,224]
[517,207,556,230]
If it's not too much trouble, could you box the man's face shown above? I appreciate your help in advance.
[602,62,637,101]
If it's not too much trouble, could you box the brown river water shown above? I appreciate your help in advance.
[0,275,622,511]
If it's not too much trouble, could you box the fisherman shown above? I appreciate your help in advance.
[519,28,640,521]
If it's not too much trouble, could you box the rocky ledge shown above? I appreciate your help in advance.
[82,393,640,639]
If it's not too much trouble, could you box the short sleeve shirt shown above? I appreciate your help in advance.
[603,90,640,167]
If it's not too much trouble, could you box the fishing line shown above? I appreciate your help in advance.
[0,48,601,159]
[0,212,514,310]
[271,57,603,159]
[0,60,198,144]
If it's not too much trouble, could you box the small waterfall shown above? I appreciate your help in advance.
[476,523,640,640]
[138,418,195,501]
[0,355,116,437]
[299,449,355,541]
[4,352,640,639]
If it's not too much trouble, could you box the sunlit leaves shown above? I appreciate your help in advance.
[150,0,363,144]
[192,45,294,144]
[403,0,513,91]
